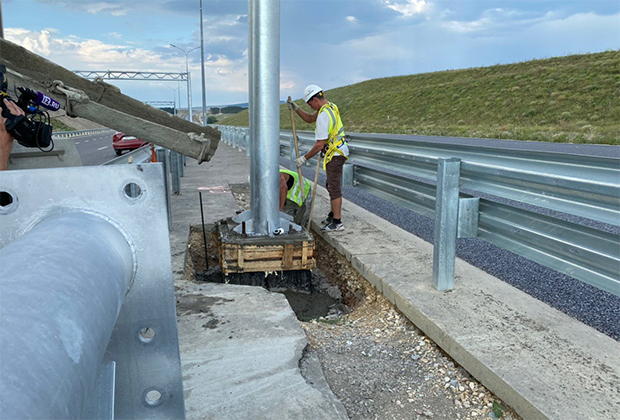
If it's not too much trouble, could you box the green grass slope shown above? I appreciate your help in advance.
[220,50,619,144]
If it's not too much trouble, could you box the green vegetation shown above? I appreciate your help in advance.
[221,51,619,144]
[50,118,74,132]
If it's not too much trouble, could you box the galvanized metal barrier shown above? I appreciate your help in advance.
[0,164,186,419]
[217,125,620,297]
[52,128,114,139]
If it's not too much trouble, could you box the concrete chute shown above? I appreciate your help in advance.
[0,38,219,163]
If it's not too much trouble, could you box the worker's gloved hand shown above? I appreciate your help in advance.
[286,98,299,111]
[295,155,307,167]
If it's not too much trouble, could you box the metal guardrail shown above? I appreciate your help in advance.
[217,125,620,297]
[103,146,186,230]
[102,144,153,166]
[0,165,185,419]
[52,128,113,139]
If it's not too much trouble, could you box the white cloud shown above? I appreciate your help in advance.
[296,10,620,90]
[382,0,429,18]
[346,16,358,23]
[5,27,249,102]
[107,32,123,40]
[83,2,129,16]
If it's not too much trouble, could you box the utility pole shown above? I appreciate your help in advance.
[170,44,199,122]
[200,0,207,126]
[0,0,4,39]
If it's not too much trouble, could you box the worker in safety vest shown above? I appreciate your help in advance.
[287,85,348,231]
[279,169,312,226]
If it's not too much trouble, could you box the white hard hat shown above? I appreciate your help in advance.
[303,84,323,103]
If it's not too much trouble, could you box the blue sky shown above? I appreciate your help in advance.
[3,0,619,108]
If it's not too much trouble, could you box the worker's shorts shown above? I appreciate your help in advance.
[325,156,346,200]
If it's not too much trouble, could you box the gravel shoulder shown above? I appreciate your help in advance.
[306,234,521,420]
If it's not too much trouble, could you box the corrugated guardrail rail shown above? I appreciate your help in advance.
[218,125,620,297]
[52,128,113,139]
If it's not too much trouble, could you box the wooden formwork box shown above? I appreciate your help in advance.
[217,219,315,274]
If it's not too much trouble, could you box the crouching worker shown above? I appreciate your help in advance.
[279,168,312,227]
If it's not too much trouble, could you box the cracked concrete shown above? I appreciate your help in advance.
[176,282,348,420]
[168,145,347,419]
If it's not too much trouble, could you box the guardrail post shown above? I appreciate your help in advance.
[433,158,461,291]
[178,152,184,177]
[289,135,296,167]
[170,151,181,195]
[156,148,172,229]
[342,163,354,186]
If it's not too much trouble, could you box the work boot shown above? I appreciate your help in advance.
[322,220,344,232]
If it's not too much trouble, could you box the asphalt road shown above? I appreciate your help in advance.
[284,135,620,342]
[72,129,118,165]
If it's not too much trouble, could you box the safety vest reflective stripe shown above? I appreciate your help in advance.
[281,169,311,206]
[317,102,347,169]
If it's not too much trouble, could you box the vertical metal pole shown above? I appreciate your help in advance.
[252,0,281,235]
[170,151,180,195]
[200,0,208,127]
[156,148,172,229]
[432,158,461,291]
[187,69,193,123]
[178,152,184,177]
[289,135,296,167]
[248,0,259,215]
[177,82,182,116]
[1,0,5,39]
[199,191,209,269]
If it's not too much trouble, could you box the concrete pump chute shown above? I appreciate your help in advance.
[0,38,219,163]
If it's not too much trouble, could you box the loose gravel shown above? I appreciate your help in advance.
[306,234,521,420]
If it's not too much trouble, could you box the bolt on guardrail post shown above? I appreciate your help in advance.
[156,148,172,229]
[170,151,181,195]
[433,158,461,291]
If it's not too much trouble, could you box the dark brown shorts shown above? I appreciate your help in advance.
[325,155,346,200]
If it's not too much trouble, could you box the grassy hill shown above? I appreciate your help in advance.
[218,50,619,145]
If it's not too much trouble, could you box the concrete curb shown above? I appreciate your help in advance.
[310,184,620,420]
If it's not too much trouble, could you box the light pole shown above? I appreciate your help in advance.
[165,86,179,115]
[170,44,200,123]
[200,0,207,126]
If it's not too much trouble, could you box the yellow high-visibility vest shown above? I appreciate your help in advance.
[280,169,311,206]
[317,102,347,169]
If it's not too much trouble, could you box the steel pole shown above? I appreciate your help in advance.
[252,0,281,235]
[0,213,133,419]
[0,0,4,39]
[248,0,258,215]
[200,0,207,126]
[186,58,193,123]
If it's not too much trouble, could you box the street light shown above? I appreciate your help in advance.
[200,0,207,127]
[170,44,200,123]
[165,86,180,115]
